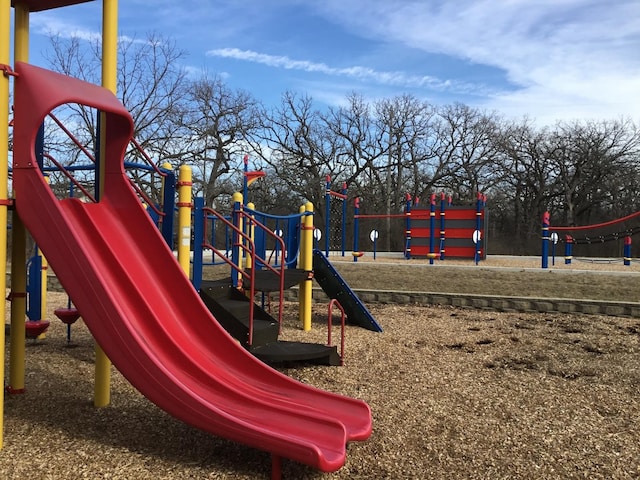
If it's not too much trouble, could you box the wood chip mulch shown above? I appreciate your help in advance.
[2,292,640,479]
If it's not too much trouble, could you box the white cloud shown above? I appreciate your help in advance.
[30,13,102,42]
[207,47,491,95]
[30,13,155,46]
[307,0,640,122]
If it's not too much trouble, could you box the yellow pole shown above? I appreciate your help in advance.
[246,202,255,270]
[298,202,313,331]
[94,0,119,408]
[177,165,192,276]
[8,214,26,394]
[297,204,306,324]
[232,192,244,278]
[7,0,29,396]
[0,0,12,450]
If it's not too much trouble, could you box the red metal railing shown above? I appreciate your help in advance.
[202,207,287,345]
[48,113,96,162]
[43,153,96,202]
[46,112,166,219]
[327,299,346,366]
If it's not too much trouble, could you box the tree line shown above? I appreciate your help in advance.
[38,34,640,255]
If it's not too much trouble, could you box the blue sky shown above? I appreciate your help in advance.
[17,0,640,126]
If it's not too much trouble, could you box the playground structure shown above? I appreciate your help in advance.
[1,1,373,478]
[340,189,487,262]
[541,210,640,268]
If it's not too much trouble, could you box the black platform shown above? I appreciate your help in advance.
[199,279,341,366]
[251,341,341,366]
[244,268,309,292]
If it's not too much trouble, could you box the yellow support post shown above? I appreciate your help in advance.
[246,202,255,270]
[177,165,192,276]
[7,0,29,398]
[0,0,12,450]
[298,202,313,331]
[94,0,119,408]
[8,214,26,394]
[232,192,244,277]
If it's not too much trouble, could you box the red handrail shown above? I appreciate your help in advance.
[47,113,165,216]
[202,207,287,345]
[239,210,288,332]
[43,153,96,203]
[127,177,165,217]
[129,137,168,177]
[327,299,346,366]
[48,113,96,163]
[551,210,640,231]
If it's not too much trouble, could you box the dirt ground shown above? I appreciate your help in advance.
[1,258,640,479]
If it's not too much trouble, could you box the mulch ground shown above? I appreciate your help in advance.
[1,260,640,479]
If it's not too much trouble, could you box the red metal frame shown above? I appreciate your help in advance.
[327,299,346,366]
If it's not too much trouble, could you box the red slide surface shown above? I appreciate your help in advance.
[12,62,371,472]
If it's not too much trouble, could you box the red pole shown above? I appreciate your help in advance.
[271,454,282,480]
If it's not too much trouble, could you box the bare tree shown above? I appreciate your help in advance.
[434,103,502,202]
[547,118,640,225]
[250,91,338,213]
[44,32,189,202]
[492,118,557,247]
[175,73,262,208]
[373,94,438,248]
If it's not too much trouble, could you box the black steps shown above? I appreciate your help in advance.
[250,341,341,366]
[199,280,279,346]
[199,278,341,367]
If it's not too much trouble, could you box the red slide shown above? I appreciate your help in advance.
[12,62,371,472]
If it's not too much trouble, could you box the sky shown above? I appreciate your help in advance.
[16,0,640,126]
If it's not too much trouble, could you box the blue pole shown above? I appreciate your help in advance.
[161,169,176,248]
[475,193,483,265]
[192,197,205,290]
[440,192,446,260]
[429,194,436,265]
[624,236,631,266]
[243,154,249,203]
[231,198,242,287]
[325,175,331,257]
[341,182,347,257]
[541,211,550,269]
[26,256,41,320]
[353,197,360,262]
[404,194,412,259]
[564,235,573,265]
